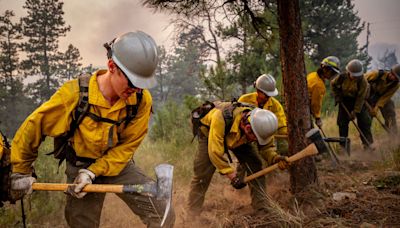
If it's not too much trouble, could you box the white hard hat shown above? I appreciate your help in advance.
[249,108,278,145]
[108,31,158,89]
[254,74,278,97]
[346,59,364,77]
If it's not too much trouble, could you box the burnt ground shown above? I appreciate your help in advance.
[101,137,400,228]
[221,147,400,228]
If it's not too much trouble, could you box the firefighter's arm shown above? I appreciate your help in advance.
[87,90,152,177]
[365,71,378,82]
[376,83,400,108]
[208,111,233,175]
[354,78,368,113]
[11,81,79,174]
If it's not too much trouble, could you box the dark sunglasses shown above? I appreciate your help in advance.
[115,65,136,88]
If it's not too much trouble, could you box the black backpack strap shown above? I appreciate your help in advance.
[48,73,92,166]
[71,74,92,136]
[0,130,9,149]
[124,91,143,128]
[221,102,253,163]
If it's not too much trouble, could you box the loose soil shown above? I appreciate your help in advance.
[101,135,400,228]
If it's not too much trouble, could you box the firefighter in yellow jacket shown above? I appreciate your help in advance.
[238,74,287,135]
[331,59,373,150]
[187,104,290,214]
[10,31,175,228]
[307,56,341,128]
[238,74,288,154]
[365,64,400,134]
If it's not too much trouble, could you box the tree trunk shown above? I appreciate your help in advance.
[277,0,317,193]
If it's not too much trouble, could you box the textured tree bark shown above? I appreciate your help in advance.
[277,0,318,193]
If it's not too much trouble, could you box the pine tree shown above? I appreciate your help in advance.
[21,0,71,103]
[301,0,368,67]
[0,10,34,136]
[58,44,82,81]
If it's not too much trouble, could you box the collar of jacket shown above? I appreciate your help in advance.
[88,70,140,111]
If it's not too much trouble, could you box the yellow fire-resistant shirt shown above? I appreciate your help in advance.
[11,70,152,177]
[238,92,287,135]
[199,103,277,174]
[331,73,368,113]
[365,70,400,108]
[306,72,326,119]
[0,134,4,160]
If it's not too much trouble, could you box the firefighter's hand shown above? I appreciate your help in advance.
[10,173,36,201]
[273,155,291,170]
[315,118,323,128]
[230,176,247,189]
[350,111,356,121]
[65,169,95,198]
[369,106,378,117]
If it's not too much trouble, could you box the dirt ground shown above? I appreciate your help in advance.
[101,135,400,228]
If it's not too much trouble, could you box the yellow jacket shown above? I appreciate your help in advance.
[306,72,326,118]
[200,103,277,174]
[0,134,3,160]
[331,73,368,113]
[238,92,287,135]
[11,70,152,176]
[365,70,400,108]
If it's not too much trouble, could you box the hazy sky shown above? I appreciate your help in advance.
[0,0,399,67]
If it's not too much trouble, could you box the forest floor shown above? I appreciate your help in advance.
[101,133,400,228]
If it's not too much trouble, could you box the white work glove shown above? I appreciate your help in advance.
[66,169,95,199]
[10,173,36,201]
[315,118,323,128]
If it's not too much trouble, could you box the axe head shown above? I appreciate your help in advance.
[154,164,174,227]
[305,128,329,154]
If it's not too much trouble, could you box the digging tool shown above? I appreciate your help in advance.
[339,102,373,147]
[323,137,351,156]
[364,101,391,133]
[274,133,351,157]
[317,126,340,165]
[244,128,328,182]
[32,163,173,227]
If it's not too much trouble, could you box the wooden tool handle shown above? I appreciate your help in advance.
[274,134,288,139]
[32,183,124,193]
[244,143,318,182]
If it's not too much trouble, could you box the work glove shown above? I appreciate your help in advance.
[315,118,323,128]
[230,176,247,189]
[273,155,291,170]
[65,169,95,199]
[10,173,36,201]
[369,106,378,117]
[349,111,356,121]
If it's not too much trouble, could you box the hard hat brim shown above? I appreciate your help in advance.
[112,54,158,89]
[261,88,278,97]
[328,66,340,74]
[348,71,363,77]
[249,109,268,145]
